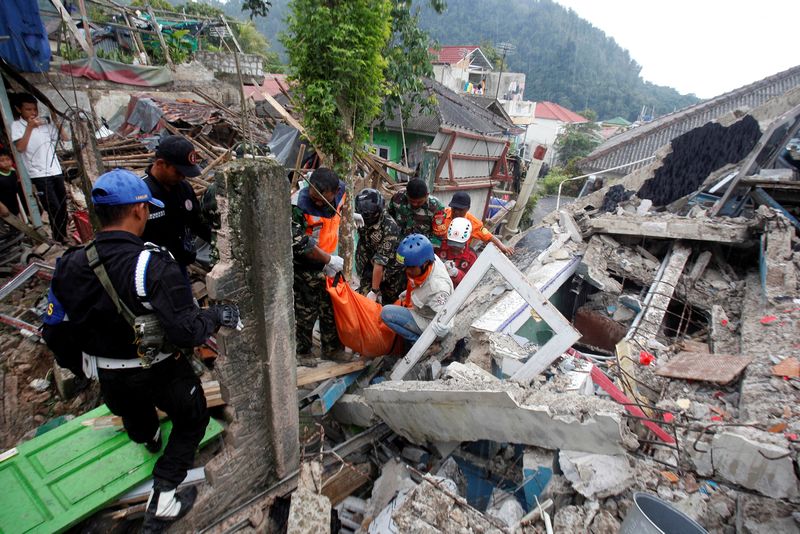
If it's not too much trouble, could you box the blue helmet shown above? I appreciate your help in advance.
[396,234,435,267]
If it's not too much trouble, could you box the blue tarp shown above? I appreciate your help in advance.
[0,0,51,73]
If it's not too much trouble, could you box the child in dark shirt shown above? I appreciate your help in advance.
[0,149,22,216]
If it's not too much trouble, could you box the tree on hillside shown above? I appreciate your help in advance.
[236,21,280,69]
[177,2,223,17]
[554,109,602,165]
[282,0,392,271]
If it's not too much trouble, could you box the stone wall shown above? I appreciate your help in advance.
[186,158,299,528]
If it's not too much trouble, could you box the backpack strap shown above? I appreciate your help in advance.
[85,242,138,328]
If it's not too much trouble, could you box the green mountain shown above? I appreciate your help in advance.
[200,0,702,121]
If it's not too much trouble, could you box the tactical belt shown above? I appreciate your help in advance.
[93,352,172,370]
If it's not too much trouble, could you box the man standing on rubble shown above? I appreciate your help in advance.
[388,178,447,246]
[292,167,348,364]
[354,188,406,304]
[142,136,212,274]
[442,191,514,256]
[11,94,70,244]
[380,233,454,343]
[41,169,240,532]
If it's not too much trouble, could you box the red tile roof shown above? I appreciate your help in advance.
[243,74,290,101]
[430,46,480,65]
[534,101,588,123]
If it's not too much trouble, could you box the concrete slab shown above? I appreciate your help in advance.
[587,214,752,243]
[287,462,330,534]
[712,430,799,500]
[364,380,637,455]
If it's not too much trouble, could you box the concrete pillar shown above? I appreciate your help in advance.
[187,158,299,527]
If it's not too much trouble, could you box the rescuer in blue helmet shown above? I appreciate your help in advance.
[380,233,454,342]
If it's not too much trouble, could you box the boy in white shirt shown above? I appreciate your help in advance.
[11,93,69,243]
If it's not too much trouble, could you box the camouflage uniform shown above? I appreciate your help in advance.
[387,191,447,246]
[356,212,406,304]
[291,204,342,355]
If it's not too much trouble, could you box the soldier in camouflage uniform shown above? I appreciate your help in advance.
[354,188,406,304]
[291,168,348,364]
[388,178,447,247]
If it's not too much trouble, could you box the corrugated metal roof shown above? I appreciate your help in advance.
[580,64,800,176]
[380,78,516,137]
[534,101,588,123]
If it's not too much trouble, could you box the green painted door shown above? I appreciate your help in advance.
[0,405,223,534]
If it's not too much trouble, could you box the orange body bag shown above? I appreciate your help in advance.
[326,276,397,357]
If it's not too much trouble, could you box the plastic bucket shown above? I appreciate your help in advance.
[620,493,708,534]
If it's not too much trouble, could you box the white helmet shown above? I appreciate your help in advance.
[447,217,472,245]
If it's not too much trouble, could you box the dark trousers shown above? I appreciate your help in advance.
[98,356,209,489]
[31,175,68,243]
[294,269,342,355]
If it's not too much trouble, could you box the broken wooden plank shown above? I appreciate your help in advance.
[321,461,374,507]
[49,0,92,55]
[655,352,753,384]
[146,4,174,70]
[587,215,752,243]
[297,360,367,387]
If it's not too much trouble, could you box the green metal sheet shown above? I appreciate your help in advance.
[0,405,223,534]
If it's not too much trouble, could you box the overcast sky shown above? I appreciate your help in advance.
[554,0,800,99]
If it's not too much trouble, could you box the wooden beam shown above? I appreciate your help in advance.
[219,14,243,53]
[122,11,150,65]
[321,462,374,507]
[146,4,174,70]
[76,0,95,56]
[297,360,367,387]
[50,0,92,55]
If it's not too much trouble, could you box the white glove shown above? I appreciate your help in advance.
[445,260,458,278]
[366,290,381,303]
[354,213,365,228]
[323,254,344,277]
[430,317,453,338]
[398,290,407,302]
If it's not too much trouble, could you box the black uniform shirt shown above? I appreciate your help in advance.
[45,231,218,360]
[141,169,211,267]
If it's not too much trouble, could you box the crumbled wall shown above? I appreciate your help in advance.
[185,158,299,528]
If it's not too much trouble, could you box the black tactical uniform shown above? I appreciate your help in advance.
[141,168,211,268]
[43,231,220,488]
[355,212,406,304]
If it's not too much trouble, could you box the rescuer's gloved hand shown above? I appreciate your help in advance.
[215,303,240,328]
[430,317,453,338]
[366,289,381,303]
[353,213,365,228]
[323,254,344,277]
[445,260,459,278]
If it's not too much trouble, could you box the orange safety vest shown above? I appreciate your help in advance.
[304,193,346,254]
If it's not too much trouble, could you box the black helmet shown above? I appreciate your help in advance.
[355,188,384,225]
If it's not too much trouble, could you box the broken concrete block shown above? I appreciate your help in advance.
[287,462,330,534]
[330,394,375,427]
[390,476,503,533]
[712,429,799,500]
[554,504,590,533]
[401,446,429,466]
[485,488,524,528]
[365,380,637,454]
[590,510,621,534]
[558,451,634,499]
[366,458,417,520]
[736,493,800,534]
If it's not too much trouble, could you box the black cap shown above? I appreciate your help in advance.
[449,191,471,210]
[155,136,202,178]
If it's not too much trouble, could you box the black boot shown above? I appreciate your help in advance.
[141,484,197,533]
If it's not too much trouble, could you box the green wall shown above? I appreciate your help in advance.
[369,129,433,179]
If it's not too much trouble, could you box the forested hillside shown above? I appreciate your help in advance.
[188,0,702,121]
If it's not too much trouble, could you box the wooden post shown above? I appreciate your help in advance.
[76,0,95,56]
[50,0,92,55]
[123,11,149,65]
[146,4,174,70]
[220,15,243,54]
[70,114,105,231]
